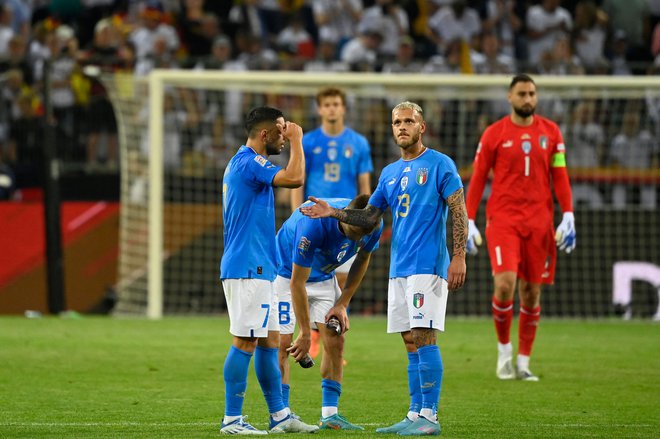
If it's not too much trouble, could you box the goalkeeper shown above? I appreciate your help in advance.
[275,195,382,430]
[465,74,576,382]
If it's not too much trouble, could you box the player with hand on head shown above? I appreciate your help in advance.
[219,106,318,435]
[465,74,576,382]
[276,195,383,430]
[291,86,374,359]
[301,101,468,436]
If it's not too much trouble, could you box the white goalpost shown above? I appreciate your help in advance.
[104,71,660,319]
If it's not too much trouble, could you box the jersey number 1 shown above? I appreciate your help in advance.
[524,156,530,177]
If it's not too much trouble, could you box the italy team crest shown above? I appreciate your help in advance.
[416,168,429,185]
[539,135,548,150]
[413,292,424,309]
[344,146,353,158]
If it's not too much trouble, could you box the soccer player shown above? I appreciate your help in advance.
[276,195,383,431]
[219,106,318,435]
[290,86,374,357]
[465,74,576,382]
[301,101,468,436]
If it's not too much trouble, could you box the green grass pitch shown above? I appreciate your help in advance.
[1,316,658,438]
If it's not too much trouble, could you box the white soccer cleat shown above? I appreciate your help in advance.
[517,369,540,382]
[269,414,319,434]
[220,416,267,435]
[496,354,516,380]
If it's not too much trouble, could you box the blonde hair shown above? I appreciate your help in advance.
[392,101,424,120]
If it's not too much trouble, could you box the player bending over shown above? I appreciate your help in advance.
[277,195,382,430]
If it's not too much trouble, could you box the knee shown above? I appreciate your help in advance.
[494,278,516,299]
[324,334,345,357]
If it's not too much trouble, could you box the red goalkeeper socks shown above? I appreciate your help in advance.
[518,305,541,356]
[492,297,513,344]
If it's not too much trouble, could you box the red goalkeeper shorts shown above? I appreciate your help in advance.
[485,217,556,284]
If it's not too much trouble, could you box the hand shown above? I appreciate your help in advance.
[555,212,576,254]
[466,219,483,255]
[447,256,466,291]
[299,196,334,218]
[286,332,311,363]
[325,304,349,334]
[282,121,303,143]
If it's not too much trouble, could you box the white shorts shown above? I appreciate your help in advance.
[274,275,341,335]
[222,278,279,337]
[334,254,357,275]
[387,274,448,333]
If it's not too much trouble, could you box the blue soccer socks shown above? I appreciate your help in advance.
[321,378,341,417]
[281,383,290,408]
[223,346,253,417]
[254,346,286,414]
[407,351,422,415]
[417,345,442,417]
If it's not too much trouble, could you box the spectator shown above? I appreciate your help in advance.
[340,28,383,71]
[28,20,55,84]
[471,31,516,74]
[563,101,605,169]
[610,30,633,76]
[0,4,15,58]
[180,11,222,59]
[276,12,314,58]
[129,5,180,61]
[382,36,424,73]
[427,0,481,55]
[602,0,651,70]
[228,0,264,43]
[50,25,79,159]
[312,0,363,49]
[481,0,521,58]
[535,36,585,75]
[526,0,572,65]
[358,0,409,59]
[0,36,34,86]
[304,36,349,72]
[237,34,278,70]
[572,0,608,72]
[610,110,658,169]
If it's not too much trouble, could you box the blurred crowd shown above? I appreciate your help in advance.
[0,0,659,200]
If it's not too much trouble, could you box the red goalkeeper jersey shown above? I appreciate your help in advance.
[466,115,571,226]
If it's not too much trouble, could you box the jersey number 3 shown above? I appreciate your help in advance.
[397,194,410,217]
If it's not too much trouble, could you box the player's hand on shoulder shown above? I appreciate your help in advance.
[299,196,332,218]
[466,219,483,256]
[555,212,576,254]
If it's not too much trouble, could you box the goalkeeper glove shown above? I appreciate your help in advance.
[555,212,576,254]
[466,219,483,255]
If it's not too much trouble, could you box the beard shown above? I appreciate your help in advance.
[265,142,283,155]
[513,104,535,119]
[396,132,420,149]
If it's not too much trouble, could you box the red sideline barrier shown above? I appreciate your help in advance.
[0,201,120,289]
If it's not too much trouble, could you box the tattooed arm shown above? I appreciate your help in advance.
[299,196,383,230]
[446,188,467,290]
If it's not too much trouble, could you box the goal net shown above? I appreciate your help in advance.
[104,71,660,318]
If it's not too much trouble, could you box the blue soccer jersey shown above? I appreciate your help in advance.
[302,127,373,199]
[276,198,382,283]
[220,145,282,280]
[369,148,463,279]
